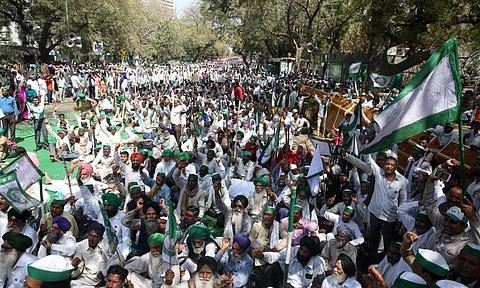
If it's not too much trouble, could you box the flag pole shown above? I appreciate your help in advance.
[283,186,297,287]
[458,99,467,196]
[38,178,46,225]
[62,157,76,213]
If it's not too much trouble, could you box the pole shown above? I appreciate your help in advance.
[233,99,241,159]
[39,178,46,225]
[106,226,134,288]
[62,158,76,213]
[458,100,467,196]
[283,186,297,287]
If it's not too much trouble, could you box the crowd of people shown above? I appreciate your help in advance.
[0,61,478,288]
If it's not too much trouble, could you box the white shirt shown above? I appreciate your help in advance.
[0,252,38,288]
[37,233,76,260]
[321,275,362,288]
[263,247,326,288]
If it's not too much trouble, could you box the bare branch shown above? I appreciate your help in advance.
[445,14,480,28]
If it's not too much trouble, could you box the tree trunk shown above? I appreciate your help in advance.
[295,46,305,73]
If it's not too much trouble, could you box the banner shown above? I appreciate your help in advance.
[1,154,43,190]
[0,170,41,213]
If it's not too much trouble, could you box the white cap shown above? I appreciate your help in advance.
[435,280,468,288]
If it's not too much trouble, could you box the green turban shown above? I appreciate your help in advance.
[148,233,165,247]
[129,185,142,194]
[178,152,189,161]
[197,256,217,273]
[127,182,138,189]
[102,193,122,209]
[157,172,166,178]
[254,177,268,187]
[163,149,174,158]
[237,130,244,138]
[233,195,248,208]
[188,224,209,241]
[2,231,32,252]
[294,205,303,212]
[264,206,275,213]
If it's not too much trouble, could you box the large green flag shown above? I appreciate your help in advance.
[166,203,182,243]
[98,200,118,249]
[361,39,461,154]
[0,170,41,213]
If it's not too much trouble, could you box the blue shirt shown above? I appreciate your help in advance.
[0,95,18,117]
[215,249,254,288]
[140,172,171,207]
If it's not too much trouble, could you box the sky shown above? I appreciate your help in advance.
[174,0,196,17]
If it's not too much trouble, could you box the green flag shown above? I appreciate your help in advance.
[361,38,461,154]
[342,102,362,156]
[261,121,280,165]
[0,170,41,213]
[98,200,118,248]
[166,203,182,243]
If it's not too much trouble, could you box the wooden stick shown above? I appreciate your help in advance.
[62,158,76,213]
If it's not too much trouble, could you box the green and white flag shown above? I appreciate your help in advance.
[1,154,43,190]
[342,102,362,156]
[361,39,461,154]
[306,145,325,196]
[370,72,394,88]
[166,203,182,243]
[0,170,41,213]
[98,200,118,249]
[309,137,332,157]
[261,121,280,165]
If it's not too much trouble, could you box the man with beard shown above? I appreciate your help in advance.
[6,209,38,255]
[164,256,233,288]
[154,149,176,177]
[0,196,10,247]
[114,145,145,203]
[281,205,318,246]
[321,223,357,274]
[446,243,480,287]
[253,236,325,288]
[245,177,276,223]
[204,173,228,222]
[122,201,163,256]
[75,165,103,222]
[37,216,76,260]
[0,232,38,288]
[321,254,361,287]
[174,162,205,218]
[215,233,253,288]
[327,189,356,216]
[38,198,79,239]
[279,183,317,223]
[179,223,219,273]
[101,193,131,259]
[250,206,288,254]
[217,194,252,240]
[22,254,75,288]
[232,150,255,181]
[71,222,110,287]
[320,205,364,246]
[126,233,187,288]
[125,183,151,215]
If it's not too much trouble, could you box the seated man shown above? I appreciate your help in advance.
[376,242,411,287]
[37,216,76,260]
[122,201,164,256]
[215,234,253,288]
[321,254,361,287]
[164,256,233,288]
[71,222,111,287]
[7,209,38,255]
[179,224,219,273]
[321,223,357,274]
[252,236,325,288]
[320,205,364,246]
[217,195,252,240]
[280,205,318,246]
[0,232,38,288]
[250,206,288,259]
[126,233,187,287]
[38,198,79,239]
[246,177,276,223]
[105,265,129,288]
